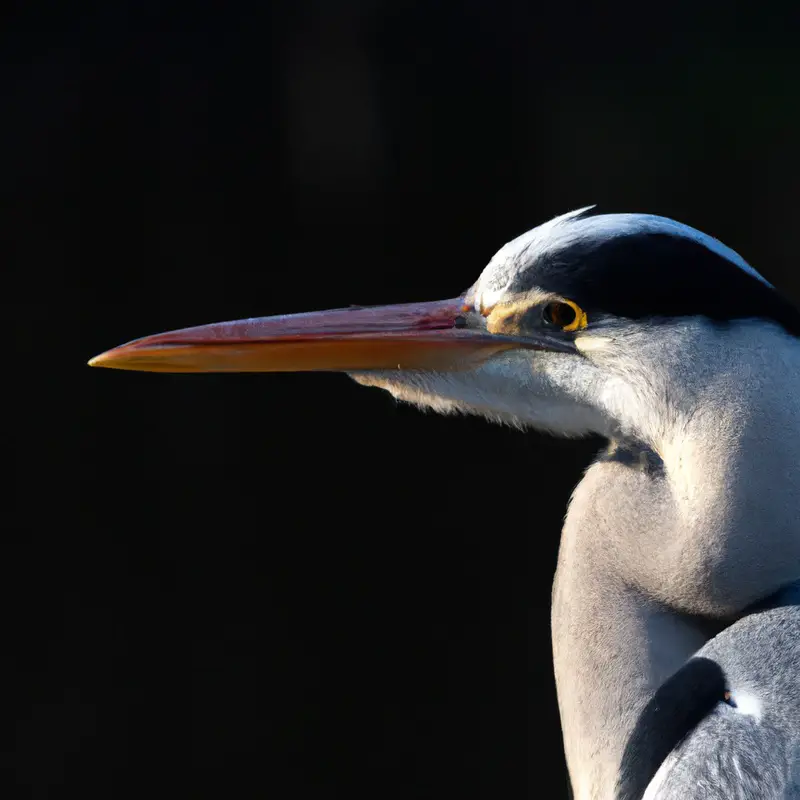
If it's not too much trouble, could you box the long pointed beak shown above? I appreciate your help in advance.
[88,299,498,373]
[88,298,573,374]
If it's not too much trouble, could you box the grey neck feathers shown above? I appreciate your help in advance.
[551,321,800,799]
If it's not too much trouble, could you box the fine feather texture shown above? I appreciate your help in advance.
[349,209,800,798]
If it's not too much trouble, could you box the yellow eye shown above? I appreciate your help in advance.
[541,300,587,332]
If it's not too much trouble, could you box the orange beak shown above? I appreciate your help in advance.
[87,298,527,374]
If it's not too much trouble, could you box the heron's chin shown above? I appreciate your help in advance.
[347,371,534,430]
[349,365,611,437]
[349,372,464,415]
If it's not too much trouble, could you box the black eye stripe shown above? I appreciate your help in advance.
[507,233,800,337]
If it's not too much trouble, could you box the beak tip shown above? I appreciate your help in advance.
[84,298,489,374]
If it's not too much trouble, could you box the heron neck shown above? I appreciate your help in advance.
[551,364,800,798]
[551,550,712,800]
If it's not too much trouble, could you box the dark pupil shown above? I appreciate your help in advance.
[543,302,576,328]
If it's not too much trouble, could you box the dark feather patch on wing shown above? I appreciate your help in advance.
[615,656,727,800]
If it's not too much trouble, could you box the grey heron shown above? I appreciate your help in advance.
[89,207,800,798]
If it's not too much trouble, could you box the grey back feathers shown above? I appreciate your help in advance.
[615,657,728,800]
[641,600,800,799]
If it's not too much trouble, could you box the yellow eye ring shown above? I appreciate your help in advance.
[541,299,588,332]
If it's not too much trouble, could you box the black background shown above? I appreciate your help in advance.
[8,2,800,797]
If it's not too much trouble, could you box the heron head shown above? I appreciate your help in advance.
[89,208,800,443]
